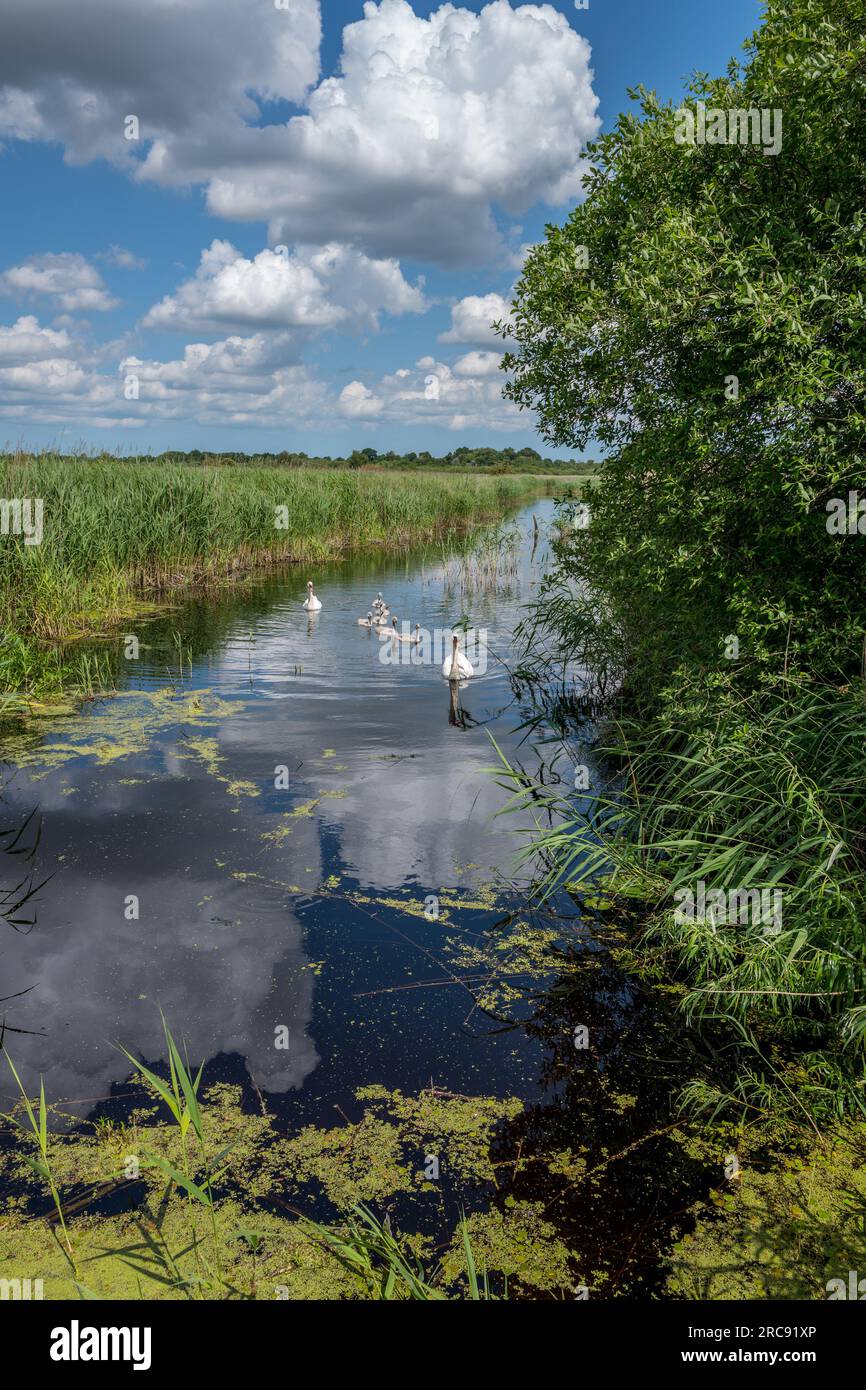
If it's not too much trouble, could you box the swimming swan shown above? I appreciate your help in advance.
[394,622,421,644]
[303,581,322,611]
[442,632,474,680]
[357,612,375,627]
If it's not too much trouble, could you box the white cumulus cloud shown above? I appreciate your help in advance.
[1,1,599,268]
[0,315,75,364]
[439,292,512,347]
[0,253,118,312]
[0,320,331,430]
[119,337,331,426]
[452,349,503,377]
[339,352,519,432]
[213,0,600,265]
[143,240,426,335]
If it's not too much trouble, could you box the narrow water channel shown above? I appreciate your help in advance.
[1,500,573,1121]
[0,496,712,1295]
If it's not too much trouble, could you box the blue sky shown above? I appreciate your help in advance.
[0,0,760,458]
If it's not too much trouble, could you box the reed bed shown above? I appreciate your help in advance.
[442,523,522,600]
[493,665,866,1135]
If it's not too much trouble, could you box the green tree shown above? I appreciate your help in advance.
[503,0,866,698]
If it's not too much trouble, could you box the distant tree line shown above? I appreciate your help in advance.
[139,445,594,474]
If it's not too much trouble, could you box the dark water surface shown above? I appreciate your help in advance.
[1,500,578,1126]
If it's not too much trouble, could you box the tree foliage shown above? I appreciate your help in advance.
[503,0,866,691]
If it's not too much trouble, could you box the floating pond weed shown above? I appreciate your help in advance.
[0,1033,581,1300]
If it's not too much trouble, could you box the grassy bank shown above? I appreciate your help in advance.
[0,455,547,703]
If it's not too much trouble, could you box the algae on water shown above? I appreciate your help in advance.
[5,687,242,779]
[0,1075,580,1300]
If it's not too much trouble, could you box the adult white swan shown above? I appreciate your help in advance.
[442,632,474,680]
[303,581,322,611]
